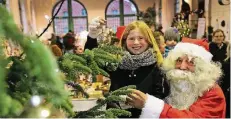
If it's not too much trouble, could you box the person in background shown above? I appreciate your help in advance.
[157,25,164,35]
[209,29,227,62]
[86,17,169,118]
[220,42,230,118]
[56,35,65,54]
[48,33,57,46]
[63,31,76,54]
[153,31,166,56]
[164,27,180,57]
[127,42,226,118]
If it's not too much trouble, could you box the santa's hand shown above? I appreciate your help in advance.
[126,89,147,109]
[88,16,106,39]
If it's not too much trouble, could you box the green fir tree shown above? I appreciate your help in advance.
[0,6,73,117]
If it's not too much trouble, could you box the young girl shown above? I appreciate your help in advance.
[86,18,169,118]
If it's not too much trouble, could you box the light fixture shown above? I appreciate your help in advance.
[44,15,50,20]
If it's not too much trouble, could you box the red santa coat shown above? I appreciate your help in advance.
[140,85,226,118]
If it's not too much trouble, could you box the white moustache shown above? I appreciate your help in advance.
[166,69,195,82]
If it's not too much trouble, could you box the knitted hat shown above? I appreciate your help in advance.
[164,27,180,41]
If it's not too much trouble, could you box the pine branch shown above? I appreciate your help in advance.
[61,53,87,65]
[97,45,123,55]
[117,85,137,90]
[111,90,133,96]
[98,68,109,77]
[94,53,118,63]
[75,85,136,118]
[107,108,131,117]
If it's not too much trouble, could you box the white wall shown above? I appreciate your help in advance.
[162,0,175,31]
[211,0,230,41]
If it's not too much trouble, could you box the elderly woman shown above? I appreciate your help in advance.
[209,29,228,62]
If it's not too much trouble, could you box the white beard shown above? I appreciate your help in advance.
[165,69,200,110]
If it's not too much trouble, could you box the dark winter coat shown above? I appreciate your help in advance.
[85,36,169,118]
[108,63,169,118]
[209,42,227,62]
[220,58,230,118]
[84,36,98,50]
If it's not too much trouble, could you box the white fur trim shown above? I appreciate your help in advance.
[139,94,164,118]
[171,42,213,62]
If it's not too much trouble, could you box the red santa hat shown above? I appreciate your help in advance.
[116,26,126,40]
[171,42,213,62]
[181,37,209,51]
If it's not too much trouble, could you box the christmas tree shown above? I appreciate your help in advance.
[0,6,73,117]
[172,13,192,38]
[0,5,136,118]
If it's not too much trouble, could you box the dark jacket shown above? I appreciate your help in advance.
[220,58,230,118]
[85,36,169,118]
[220,58,230,93]
[209,42,227,62]
[109,64,168,98]
[84,36,98,50]
[108,64,169,118]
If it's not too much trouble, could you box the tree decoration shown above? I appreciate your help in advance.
[172,18,191,38]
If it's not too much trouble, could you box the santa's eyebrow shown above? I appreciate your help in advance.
[176,57,182,61]
[187,57,194,61]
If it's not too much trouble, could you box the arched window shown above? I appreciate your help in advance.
[105,0,138,31]
[175,0,180,14]
[52,0,88,35]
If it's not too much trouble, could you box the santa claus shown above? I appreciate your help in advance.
[127,42,226,118]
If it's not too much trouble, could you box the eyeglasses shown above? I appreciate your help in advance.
[214,36,224,38]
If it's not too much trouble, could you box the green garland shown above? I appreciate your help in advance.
[0,6,73,117]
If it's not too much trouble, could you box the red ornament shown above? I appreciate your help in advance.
[116,26,126,40]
